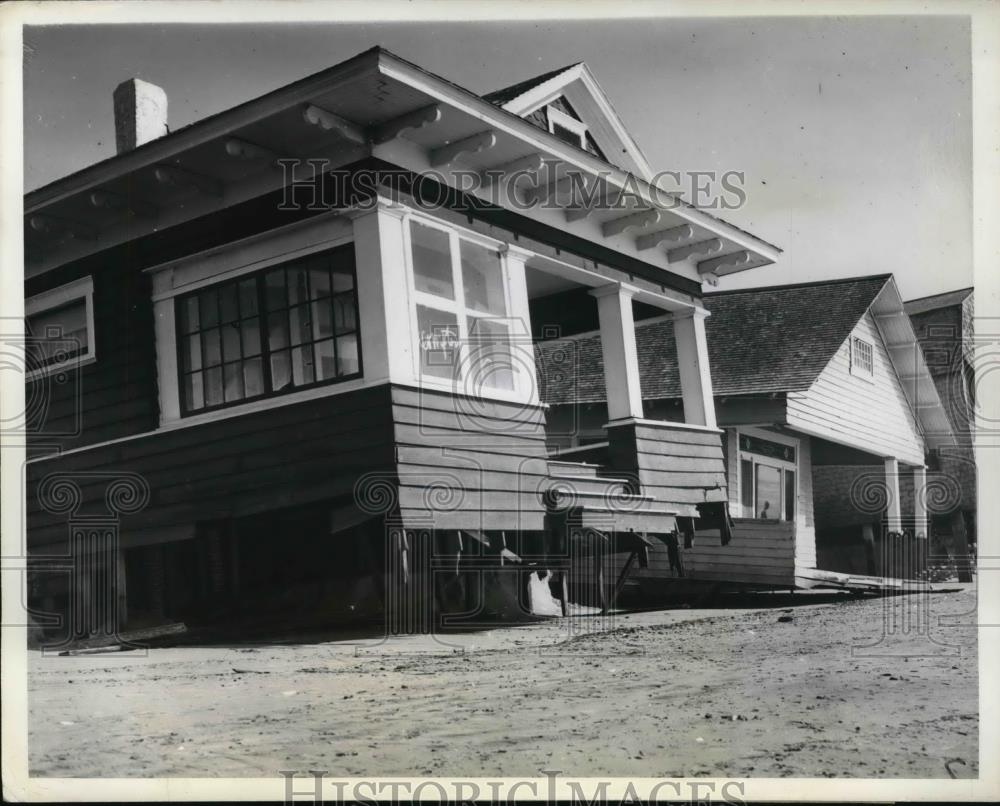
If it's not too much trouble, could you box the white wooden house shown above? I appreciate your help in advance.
[537,274,955,591]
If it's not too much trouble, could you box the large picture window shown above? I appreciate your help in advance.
[408,219,518,393]
[176,245,360,414]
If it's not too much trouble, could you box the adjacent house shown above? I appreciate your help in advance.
[23,49,783,643]
[905,287,976,577]
[536,274,955,592]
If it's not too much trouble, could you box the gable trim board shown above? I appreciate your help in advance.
[489,62,655,182]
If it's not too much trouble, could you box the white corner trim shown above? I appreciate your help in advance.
[25,275,96,381]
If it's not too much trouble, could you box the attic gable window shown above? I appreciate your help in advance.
[547,106,588,150]
[850,335,875,379]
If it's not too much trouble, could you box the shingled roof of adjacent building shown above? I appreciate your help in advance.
[903,287,973,316]
[483,64,582,106]
[535,274,893,404]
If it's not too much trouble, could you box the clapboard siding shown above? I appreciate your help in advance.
[786,312,924,464]
[26,384,397,552]
[683,520,796,587]
[390,385,551,529]
[607,420,727,516]
[26,262,158,453]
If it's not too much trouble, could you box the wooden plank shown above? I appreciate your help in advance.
[392,409,547,438]
[632,425,724,447]
[393,423,549,452]
[391,387,547,418]
[632,439,725,459]
[634,452,725,472]
[390,384,546,421]
[685,557,795,571]
[634,486,727,505]
[395,445,549,476]
[397,508,546,531]
[635,471,727,487]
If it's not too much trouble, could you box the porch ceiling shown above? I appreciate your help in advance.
[26,47,780,283]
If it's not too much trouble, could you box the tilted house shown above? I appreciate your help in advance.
[537,275,955,591]
[23,49,782,642]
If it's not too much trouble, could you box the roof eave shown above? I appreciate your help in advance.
[871,278,957,449]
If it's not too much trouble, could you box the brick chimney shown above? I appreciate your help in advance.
[113,78,168,154]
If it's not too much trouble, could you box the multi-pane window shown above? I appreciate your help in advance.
[25,276,95,375]
[177,245,360,414]
[409,219,517,392]
[851,336,874,378]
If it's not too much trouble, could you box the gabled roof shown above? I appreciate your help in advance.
[903,287,973,316]
[24,46,780,282]
[536,272,954,448]
[538,274,892,402]
[482,61,655,181]
[483,64,582,106]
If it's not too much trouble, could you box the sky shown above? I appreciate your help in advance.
[22,16,972,299]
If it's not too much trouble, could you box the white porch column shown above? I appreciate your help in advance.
[884,456,902,532]
[589,283,643,421]
[350,202,413,384]
[672,308,717,428]
[913,465,929,538]
[500,245,539,404]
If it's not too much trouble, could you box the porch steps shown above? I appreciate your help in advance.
[545,460,677,532]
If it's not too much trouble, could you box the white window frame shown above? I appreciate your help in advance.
[145,212,366,427]
[850,335,875,380]
[401,212,535,404]
[736,427,799,522]
[25,276,96,379]
[547,106,589,150]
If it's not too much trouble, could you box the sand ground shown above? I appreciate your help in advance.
[28,586,978,779]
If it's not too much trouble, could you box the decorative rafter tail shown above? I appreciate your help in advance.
[635,223,695,251]
[667,237,724,264]
[429,130,497,168]
[369,104,442,145]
